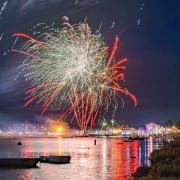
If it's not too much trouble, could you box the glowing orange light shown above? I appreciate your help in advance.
[56,126,63,132]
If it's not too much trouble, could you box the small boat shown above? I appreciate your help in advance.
[0,158,40,168]
[40,155,71,164]
[17,142,22,145]
[131,136,147,141]
[123,140,133,142]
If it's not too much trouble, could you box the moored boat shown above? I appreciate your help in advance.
[123,139,134,142]
[0,158,40,168]
[40,155,71,164]
[131,136,148,141]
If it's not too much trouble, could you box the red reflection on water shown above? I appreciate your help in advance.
[107,139,139,180]
[15,138,147,180]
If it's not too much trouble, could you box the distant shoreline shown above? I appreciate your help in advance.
[0,134,176,139]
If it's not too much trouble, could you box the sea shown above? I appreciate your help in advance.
[0,137,165,180]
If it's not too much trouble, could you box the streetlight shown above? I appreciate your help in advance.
[111,119,115,127]
[103,122,107,127]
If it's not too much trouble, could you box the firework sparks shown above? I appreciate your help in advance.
[12,18,137,129]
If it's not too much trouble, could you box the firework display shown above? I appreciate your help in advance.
[12,17,137,129]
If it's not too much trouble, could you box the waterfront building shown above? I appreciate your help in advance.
[146,122,160,135]
[169,125,180,134]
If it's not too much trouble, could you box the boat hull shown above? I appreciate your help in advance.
[40,155,71,164]
[0,158,40,168]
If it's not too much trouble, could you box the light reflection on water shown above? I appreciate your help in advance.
[0,137,164,180]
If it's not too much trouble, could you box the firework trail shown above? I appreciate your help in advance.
[75,0,78,6]
[0,32,4,41]
[12,17,137,129]
[111,21,115,29]
[0,0,8,17]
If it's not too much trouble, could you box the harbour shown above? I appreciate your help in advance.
[0,136,166,180]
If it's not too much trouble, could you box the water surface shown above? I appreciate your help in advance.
[0,137,164,180]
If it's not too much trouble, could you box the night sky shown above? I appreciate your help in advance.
[0,0,180,127]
